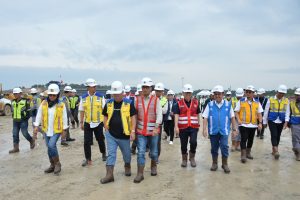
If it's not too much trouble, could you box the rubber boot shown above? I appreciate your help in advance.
[133,165,144,183]
[189,151,196,167]
[210,157,218,171]
[30,139,35,149]
[124,163,131,176]
[295,149,300,161]
[241,149,247,163]
[100,165,114,184]
[150,160,157,176]
[221,157,230,174]
[273,146,280,160]
[181,154,188,167]
[9,144,20,154]
[246,148,253,159]
[53,156,61,175]
[235,141,241,151]
[231,141,236,152]
[44,158,55,173]
[102,153,107,161]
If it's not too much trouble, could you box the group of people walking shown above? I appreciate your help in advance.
[7,78,300,184]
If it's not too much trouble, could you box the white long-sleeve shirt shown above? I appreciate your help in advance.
[263,96,290,124]
[34,103,69,137]
[162,100,174,120]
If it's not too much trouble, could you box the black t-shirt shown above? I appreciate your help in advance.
[103,100,136,139]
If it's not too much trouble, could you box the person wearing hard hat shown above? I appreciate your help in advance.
[203,91,214,114]
[9,88,35,153]
[235,85,263,163]
[105,90,111,100]
[124,85,135,102]
[230,88,244,152]
[263,84,290,160]
[79,78,107,166]
[154,82,166,159]
[256,88,268,139]
[60,85,75,145]
[100,81,137,184]
[133,77,162,183]
[174,84,200,168]
[162,90,177,144]
[33,84,68,175]
[40,91,48,101]
[226,91,232,101]
[289,88,300,161]
[202,85,236,173]
[69,89,80,129]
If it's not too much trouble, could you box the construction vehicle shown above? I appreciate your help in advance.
[0,94,12,116]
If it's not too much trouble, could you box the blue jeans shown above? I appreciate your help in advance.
[12,120,32,144]
[45,134,61,158]
[137,134,159,165]
[105,132,131,166]
[210,133,229,158]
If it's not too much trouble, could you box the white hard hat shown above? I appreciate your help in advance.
[110,81,123,94]
[40,92,48,97]
[167,90,175,95]
[85,78,97,87]
[151,91,156,96]
[141,77,153,87]
[72,89,77,93]
[124,85,131,92]
[13,88,22,94]
[277,84,287,94]
[154,82,164,91]
[30,88,38,94]
[136,84,142,92]
[135,91,139,96]
[106,90,111,95]
[236,88,244,97]
[294,88,300,95]
[226,91,232,95]
[257,88,265,95]
[64,85,72,92]
[48,84,60,95]
[182,84,193,93]
[212,85,224,93]
[245,85,255,92]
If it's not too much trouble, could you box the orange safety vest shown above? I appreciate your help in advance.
[178,99,200,129]
[136,95,159,136]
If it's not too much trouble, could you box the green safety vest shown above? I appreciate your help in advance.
[70,96,79,109]
[12,99,29,120]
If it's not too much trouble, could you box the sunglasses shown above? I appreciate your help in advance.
[49,94,57,97]
[245,91,253,94]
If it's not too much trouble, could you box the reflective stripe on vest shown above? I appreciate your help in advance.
[12,99,27,120]
[268,97,288,122]
[178,99,200,129]
[70,96,79,109]
[208,101,231,135]
[231,97,238,109]
[41,100,64,134]
[136,95,158,136]
[82,95,104,123]
[290,100,300,125]
[238,98,259,124]
[106,99,132,135]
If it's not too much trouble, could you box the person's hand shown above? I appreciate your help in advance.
[153,127,159,136]
[80,122,84,131]
[33,127,38,140]
[130,131,136,141]
[232,130,237,137]
[202,128,208,138]
[283,122,288,130]
[258,123,262,131]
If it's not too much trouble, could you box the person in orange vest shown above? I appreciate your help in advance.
[289,88,300,161]
[33,84,68,175]
[263,84,290,159]
[235,85,263,163]
[133,77,162,183]
[79,78,107,166]
[174,84,200,167]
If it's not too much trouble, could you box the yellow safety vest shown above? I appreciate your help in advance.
[238,99,259,124]
[70,96,79,109]
[232,97,238,109]
[290,100,300,124]
[106,99,131,135]
[82,95,104,123]
[12,99,28,120]
[41,100,65,134]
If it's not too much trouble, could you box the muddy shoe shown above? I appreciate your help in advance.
[181,154,188,167]
[61,141,69,146]
[30,139,35,149]
[221,157,230,174]
[273,147,280,160]
[53,156,61,175]
[150,160,157,176]
[189,151,197,167]
[82,159,92,167]
[100,165,114,184]
[44,158,55,173]
[246,148,253,160]
[241,149,247,163]
[124,163,131,176]
[210,157,218,171]
[295,149,300,161]
[9,144,20,154]
[134,165,144,183]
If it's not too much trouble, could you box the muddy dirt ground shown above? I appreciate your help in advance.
[0,115,299,200]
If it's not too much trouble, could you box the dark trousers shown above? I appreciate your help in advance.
[257,126,265,137]
[179,128,198,154]
[268,121,284,147]
[164,120,175,142]
[239,126,256,150]
[84,122,106,161]
[71,109,79,125]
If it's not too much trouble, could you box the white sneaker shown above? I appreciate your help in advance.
[169,141,173,145]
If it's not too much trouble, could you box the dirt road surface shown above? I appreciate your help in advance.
[0,116,299,200]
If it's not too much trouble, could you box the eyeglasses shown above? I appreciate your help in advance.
[49,94,57,97]
[245,91,253,94]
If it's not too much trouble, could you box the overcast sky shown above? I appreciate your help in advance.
[0,0,299,92]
